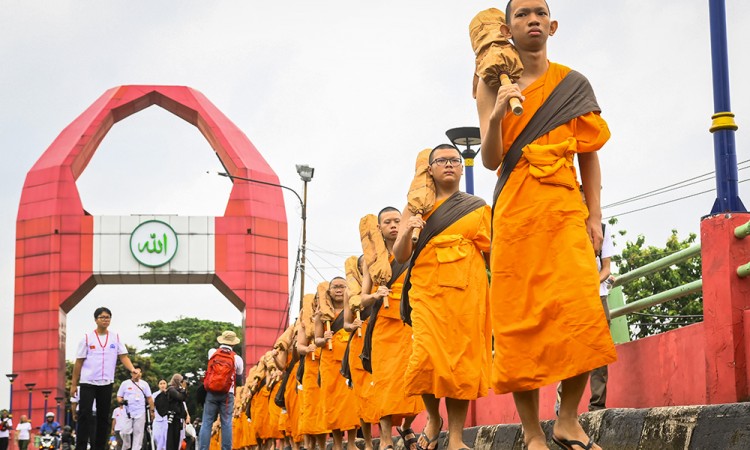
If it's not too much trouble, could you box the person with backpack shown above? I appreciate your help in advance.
[198,331,243,450]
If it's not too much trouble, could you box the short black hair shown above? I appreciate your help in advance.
[505,0,551,25]
[428,144,461,164]
[377,206,400,223]
[94,307,112,319]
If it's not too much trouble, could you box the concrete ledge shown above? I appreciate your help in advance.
[352,403,750,449]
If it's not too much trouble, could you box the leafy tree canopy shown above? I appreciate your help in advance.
[609,219,702,340]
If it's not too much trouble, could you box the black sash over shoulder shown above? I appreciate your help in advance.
[359,258,410,373]
[400,191,486,326]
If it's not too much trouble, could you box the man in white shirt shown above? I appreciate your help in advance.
[198,331,243,450]
[111,405,126,450]
[116,368,154,450]
[70,307,136,450]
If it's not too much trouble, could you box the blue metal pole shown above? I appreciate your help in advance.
[465,161,475,195]
[708,0,744,213]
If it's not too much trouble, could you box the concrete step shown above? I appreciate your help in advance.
[357,403,750,449]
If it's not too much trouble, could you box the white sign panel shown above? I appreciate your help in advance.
[129,220,178,267]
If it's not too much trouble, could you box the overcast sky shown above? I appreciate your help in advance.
[2,1,749,406]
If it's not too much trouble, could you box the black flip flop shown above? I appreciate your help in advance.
[396,426,418,450]
[551,435,594,450]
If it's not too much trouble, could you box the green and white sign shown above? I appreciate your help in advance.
[130,220,178,267]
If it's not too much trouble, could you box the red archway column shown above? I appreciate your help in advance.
[13,86,288,420]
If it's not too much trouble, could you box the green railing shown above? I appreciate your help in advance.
[607,219,750,344]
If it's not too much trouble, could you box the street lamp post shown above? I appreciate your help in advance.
[216,166,314,318]
[296,165,315,311]
[5,374,18,420]
[54,397,64,426]
[41,390,51,417]
[24,383,35,421]
[446,127,482,195]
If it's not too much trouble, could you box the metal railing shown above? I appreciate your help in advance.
[608,219,750,332]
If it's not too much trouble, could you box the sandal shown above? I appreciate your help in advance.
[396,427,418,450]
[416,417,443,450]
[551,435,594,450]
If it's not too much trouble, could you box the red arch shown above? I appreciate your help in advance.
[13,85,287,422]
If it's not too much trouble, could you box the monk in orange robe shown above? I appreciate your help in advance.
[263,368,285,447]
[476,1,617,449]
[342,256,377,450]
[394,145,492,450]
[295,294,329,450]
[315,279,360,450]
[351,207,424,450]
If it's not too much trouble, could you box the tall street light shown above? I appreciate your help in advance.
[41,390,52,416]
[24,383,35,420]
[5,374,18,419]
[296,165,315,311]
[216,166,314,318]
[446,127,481,195]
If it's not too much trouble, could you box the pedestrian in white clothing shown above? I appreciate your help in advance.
[116,367,154,450]
[152,380,169,450]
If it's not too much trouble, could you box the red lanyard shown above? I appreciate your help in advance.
[94,330,109,349]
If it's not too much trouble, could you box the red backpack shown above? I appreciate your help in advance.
[204,348,236,393]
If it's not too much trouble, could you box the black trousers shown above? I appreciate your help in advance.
[76,383,113,450]
[0,436,9,450]
[166,416,183,450]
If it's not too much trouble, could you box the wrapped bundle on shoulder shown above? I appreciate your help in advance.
[407,149,436,244]
[316,281,335,350]
[274,324,295,352]
[359,214,393,308]
[345,255,363,311]
[469,7,524,114]
[299,293,316,341]
[345,254,365,336]
[316,281,335,322]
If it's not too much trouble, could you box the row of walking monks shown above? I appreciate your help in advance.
[208,207,439,450]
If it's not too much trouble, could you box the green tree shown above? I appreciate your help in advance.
[138,317,242,417]
[610,223,702,340]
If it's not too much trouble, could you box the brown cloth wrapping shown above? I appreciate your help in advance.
[316,281,335,322]
[359,214,393,307]
[407,148,436,243]
[345,255,364,311]
[300,293,317,340]
[274,324,295,352]
[469,8,524,104]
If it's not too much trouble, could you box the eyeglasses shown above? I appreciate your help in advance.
[431,157,462,167]
[97,316,111,320]
[330,285,347,290]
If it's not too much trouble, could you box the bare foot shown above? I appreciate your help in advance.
[524,434,550,450]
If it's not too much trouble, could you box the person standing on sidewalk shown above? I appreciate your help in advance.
[198,331,243,450]
[70,307,137,450]
[117,367,154,450]
[0,409,12,450]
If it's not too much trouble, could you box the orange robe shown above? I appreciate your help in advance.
[404,200,492,399]
[283,360,304,443]
[246,411,258,447]
[252,387,269,440]
[299,348,330,435]
[347,316,380,424]
[320,324,360,431]
[265,382,284,440]
[209,426,222,450]
[490,62,618,394]
[372,267,425,419]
